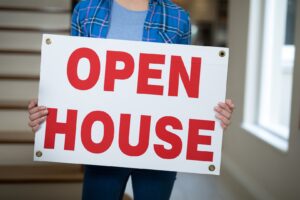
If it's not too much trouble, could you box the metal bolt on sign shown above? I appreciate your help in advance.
[209,165,215,172]
[36,151,43,157]
[46,38,52,45]
[219,50,225,57]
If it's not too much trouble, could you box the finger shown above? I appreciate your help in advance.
[32,124,40,132]
[218,102,231,113]
[28,119,39,128]
[29,110,48,121]
[29,106,47,115]
[28,116,47,127]
[221,123,227,130]
[225,99,235,110]
[216,113,230,126]
[28,99,38,109]
[225,99,232,105]
[214,106,231,119]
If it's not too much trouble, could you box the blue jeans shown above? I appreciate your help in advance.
[82,165,177,200]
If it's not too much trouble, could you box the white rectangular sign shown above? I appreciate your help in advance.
[34,34,229,175]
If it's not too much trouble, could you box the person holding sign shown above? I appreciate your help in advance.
[28,0,235,200]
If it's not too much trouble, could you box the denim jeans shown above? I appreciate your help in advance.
[82,165,177,200]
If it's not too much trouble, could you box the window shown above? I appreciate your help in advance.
[243,0,296,152]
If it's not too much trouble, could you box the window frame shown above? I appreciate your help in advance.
[242,0,296,152]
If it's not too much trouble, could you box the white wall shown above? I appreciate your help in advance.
[224,0,300,199]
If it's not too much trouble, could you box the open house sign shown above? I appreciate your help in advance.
[34,34,229,175]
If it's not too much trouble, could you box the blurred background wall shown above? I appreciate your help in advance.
[0,0,299,200]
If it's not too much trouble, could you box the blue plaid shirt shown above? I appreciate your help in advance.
[71,0,191,44]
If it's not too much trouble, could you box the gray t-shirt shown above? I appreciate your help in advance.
[106,0,147,41]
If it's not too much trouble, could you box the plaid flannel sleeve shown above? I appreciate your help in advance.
[180,12,192,45]
[71,2,83,36]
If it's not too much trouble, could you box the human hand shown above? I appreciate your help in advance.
[28,99,48,132]
[214,99,235,130]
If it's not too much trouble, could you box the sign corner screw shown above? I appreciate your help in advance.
[219,50,225,57]
[46,38,52,45]
[209,165,215,172]
[36,151,43,157]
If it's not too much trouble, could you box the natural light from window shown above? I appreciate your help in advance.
[243,0,296,152]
